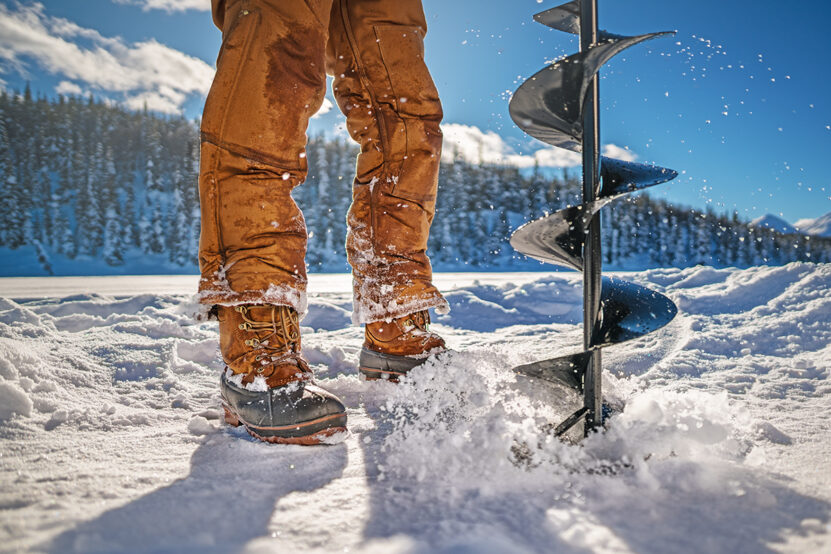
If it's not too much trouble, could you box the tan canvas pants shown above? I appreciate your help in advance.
[198,0,448,323]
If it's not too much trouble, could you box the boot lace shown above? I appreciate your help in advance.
[402,310,431,334]
[235,305,310,375]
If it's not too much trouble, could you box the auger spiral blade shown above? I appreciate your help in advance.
[509,203,588,270]
[513,277,677,391]
[593,277,678,347]
[533,1,625,41]
[509,31,673,151]
[510,157,678,269]
[533,1,581,34]
[599,157,678,198]
[513,351,589,391]
[508,0,680,439]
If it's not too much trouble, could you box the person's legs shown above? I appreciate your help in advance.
[199,0,334,310]
[200,0,346,443]
[325,0,449,325]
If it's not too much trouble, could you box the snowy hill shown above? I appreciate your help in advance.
[795,211,831,237]
[1,265,830,553]
[750,213,798,234]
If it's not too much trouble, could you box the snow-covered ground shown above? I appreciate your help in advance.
[0,264,829,553]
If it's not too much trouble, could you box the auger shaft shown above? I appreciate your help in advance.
[580,0,603,435]
[507,0,679,441]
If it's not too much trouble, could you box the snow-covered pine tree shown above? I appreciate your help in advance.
[315,139,334,266]
[184,138,200,266]
[432,159,463,264]
[122,177,138,250]
[483,168,508,262]
[103,206,124,266]
[32,239,53,275]
[79,141,106,256]
[333,138,354,265]
[0,97,30,250]
[300,137,320,267]
[0,109,11,247]
[2,92,830,272]
[141,152,165,255]
[34,163,51,245]
[168,185,190,265]
[616,198,636,264]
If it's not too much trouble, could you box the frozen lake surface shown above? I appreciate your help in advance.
[0,272,563,298]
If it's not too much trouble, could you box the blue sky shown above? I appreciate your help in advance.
[1,0,829,223]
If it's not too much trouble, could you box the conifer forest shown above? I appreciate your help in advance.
[1,91,828,275]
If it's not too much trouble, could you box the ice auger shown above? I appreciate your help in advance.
[509,0,679,437]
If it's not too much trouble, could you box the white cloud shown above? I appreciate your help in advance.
[113,0,210,12]
[602,143,638,163]
[0,3,214,114]
[440,123,637,168]
[55,80,82,96]
[312,97,334,119]
[124,90,184,113]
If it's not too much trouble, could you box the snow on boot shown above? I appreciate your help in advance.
[359,310,446,381]
[217,304,347,444]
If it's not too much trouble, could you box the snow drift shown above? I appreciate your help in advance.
[0,264,829,553]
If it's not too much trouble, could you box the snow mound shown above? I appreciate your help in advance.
[0,381,33,420]
[1,265,830,553]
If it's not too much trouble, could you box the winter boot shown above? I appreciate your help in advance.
[359,310,446,381]
[217,304,347,445]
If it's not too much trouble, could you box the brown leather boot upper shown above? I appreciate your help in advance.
[217,304,311,387]
[364,310,446,358]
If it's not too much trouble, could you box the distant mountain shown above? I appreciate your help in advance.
[795,212,831,238]
[751,214,798,234]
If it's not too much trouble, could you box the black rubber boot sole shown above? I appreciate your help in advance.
[219,371,347,445]
[358,347,431,382]
[222,403,347,445]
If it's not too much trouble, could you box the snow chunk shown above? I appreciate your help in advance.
[45,409,69,430]
[0,355,18,380]
[187,416,218,436]
[752,421,793,445]
[0,382,33,420]
[318,429,349,444]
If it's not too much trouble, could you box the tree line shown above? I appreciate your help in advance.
[0,90,827,275]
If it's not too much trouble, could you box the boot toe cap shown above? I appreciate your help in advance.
[287,383,347,421]
[221,373,347,440]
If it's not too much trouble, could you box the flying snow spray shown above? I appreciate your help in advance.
[509,0,679,437]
